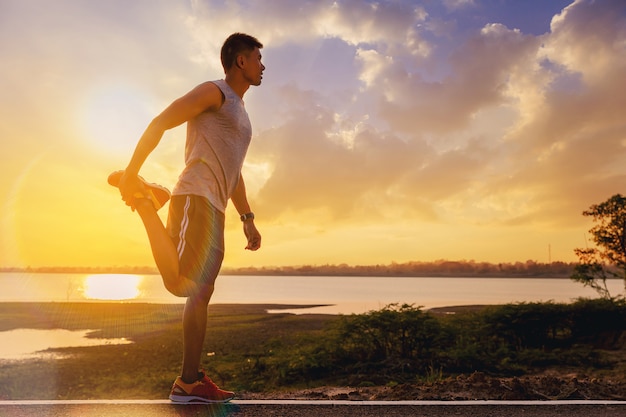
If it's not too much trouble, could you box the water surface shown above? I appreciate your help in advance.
[0,328,132,360]
[1,272,621,314]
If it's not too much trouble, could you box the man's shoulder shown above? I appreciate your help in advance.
[195,80,223,92]
[187,81,225,110]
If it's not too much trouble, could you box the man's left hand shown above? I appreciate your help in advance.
[243,221,261,251]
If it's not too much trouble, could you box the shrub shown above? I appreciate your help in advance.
[230,300,626,389]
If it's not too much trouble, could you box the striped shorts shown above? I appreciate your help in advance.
[166,195,225,287]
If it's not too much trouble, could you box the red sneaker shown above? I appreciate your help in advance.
[169,374,235,404]
[107,170,170,211]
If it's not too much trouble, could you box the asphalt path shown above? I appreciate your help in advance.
[2,400,625,417]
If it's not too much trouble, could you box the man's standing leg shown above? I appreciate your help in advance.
[170,283,233,403]
[181,287,213,384]
[166,195,234,402]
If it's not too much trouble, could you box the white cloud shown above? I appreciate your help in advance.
[355,48,393,88]
[315,0,428,51]
[482,0,626,226]
[545,0,626,83]
[370,22,540,134]
[235,0,626,233]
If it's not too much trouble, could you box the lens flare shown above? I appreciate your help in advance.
[84,274,142,300]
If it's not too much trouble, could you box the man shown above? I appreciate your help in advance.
[109,33,264,403]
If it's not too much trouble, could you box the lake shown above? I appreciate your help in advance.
[1,272,622,315]
[1,272,622,360]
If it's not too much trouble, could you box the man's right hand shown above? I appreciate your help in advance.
[117,171,145,210]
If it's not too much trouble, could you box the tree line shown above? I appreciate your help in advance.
[221,260,577,277]
[0,260,579,278]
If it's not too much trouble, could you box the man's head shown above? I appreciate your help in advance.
[221,33,263,72]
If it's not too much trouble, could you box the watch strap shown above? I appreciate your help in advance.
[240,212,255,222]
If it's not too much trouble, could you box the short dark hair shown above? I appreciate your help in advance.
[220,33,263,71]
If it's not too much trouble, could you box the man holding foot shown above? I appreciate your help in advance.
[109,33,264,403]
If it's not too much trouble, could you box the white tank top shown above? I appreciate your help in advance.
[172,80,252,212]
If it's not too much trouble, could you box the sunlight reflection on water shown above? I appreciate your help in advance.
[83,274,142,300]
[0,329,132,361]
[0,273,623,314]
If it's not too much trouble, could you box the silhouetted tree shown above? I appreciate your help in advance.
[572,194,626,299]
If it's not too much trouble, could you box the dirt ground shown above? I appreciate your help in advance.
[242,371,626,401]
[240,305,626,402]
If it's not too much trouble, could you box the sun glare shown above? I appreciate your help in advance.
[84,274,142,301]
[80,84,153,155]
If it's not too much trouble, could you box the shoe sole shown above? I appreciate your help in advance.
[169,394,234,404]
[107,170,171,210]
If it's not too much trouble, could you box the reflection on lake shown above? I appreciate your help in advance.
[83,274,142,300]
[0,329,132,361]
[0,272,623,315]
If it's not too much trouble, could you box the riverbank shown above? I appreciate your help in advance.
[0,302,624,401]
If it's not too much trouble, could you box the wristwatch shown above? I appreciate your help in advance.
[240,212,255,222]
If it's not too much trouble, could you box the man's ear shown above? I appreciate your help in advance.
[236,55,244,69]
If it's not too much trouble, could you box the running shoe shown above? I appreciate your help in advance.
[107,170,170,210]
[169,373,235,403]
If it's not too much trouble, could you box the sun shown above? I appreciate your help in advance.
[84,274,142,301]
[79,83,154,156]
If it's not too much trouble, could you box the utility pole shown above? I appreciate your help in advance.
[548,244,551,264]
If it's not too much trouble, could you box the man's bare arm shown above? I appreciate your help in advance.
[119,82,224,205]
[231,173,262,251]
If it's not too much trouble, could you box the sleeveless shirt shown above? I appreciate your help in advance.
[172,80,252,213]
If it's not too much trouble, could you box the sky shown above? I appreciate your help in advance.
[1,0,625,269]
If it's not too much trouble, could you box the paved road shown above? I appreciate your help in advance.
[2,400,625,417]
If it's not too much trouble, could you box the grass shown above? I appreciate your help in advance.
[0,301,623,400]
[0,303,334,399]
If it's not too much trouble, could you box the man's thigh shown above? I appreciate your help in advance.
[167,195,225,287]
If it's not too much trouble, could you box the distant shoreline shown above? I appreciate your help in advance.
[0,271,583,278]
[0,259,583,278]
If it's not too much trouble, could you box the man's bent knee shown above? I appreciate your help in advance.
[164,277,198,298]
[188,284,214,305]
[165,277,214,299]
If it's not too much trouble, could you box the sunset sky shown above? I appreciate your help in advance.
[1,0,625,269]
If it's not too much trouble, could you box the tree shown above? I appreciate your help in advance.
[572,194,626,299]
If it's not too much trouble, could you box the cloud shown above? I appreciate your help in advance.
[248,84,434,223]
[185,0,430,69]
[367,23,540,134]
[483,0,626,226]
[547,0,626,82]
[243,0,626,234]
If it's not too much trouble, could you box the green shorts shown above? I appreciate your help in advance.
[166,195,225,287]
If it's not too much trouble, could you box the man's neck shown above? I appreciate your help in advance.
[224,74,250,99]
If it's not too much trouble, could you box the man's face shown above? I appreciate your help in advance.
[242,47,265,86]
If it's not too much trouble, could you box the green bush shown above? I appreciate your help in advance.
[479,302,572,350]
[568,298,626,348]
[331,304,446,362]
[297,300,622,385]
[327,304,451,383]
[219,299,626,390]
